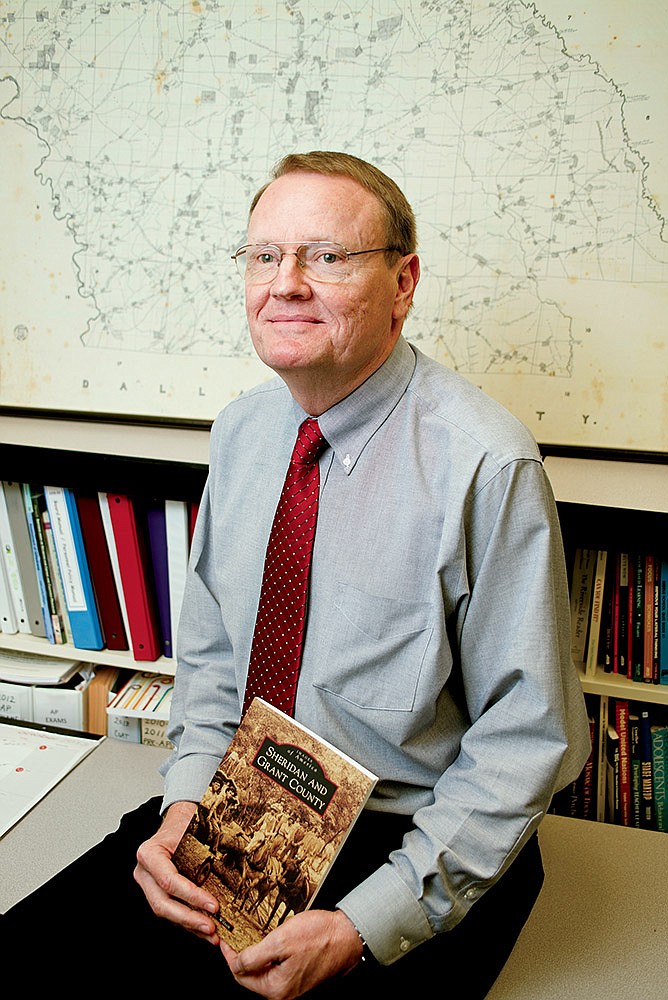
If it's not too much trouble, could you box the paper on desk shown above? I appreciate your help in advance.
[0,719,104,838]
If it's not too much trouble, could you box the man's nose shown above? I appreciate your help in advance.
[269,252,311,294]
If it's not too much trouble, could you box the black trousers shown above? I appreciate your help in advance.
[1,797,543,997]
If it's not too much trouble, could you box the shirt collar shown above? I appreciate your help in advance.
[293,336,416,475]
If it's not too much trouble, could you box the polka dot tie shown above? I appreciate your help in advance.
[242,418,327,717]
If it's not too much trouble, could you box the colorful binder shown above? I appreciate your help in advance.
[1,481,47,638]
[76,493,129,651]
[146,501,173,658]
[44,485,104,651]
[106,493,161,661]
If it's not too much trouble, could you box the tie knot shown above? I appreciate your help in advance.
[292,418,326,466]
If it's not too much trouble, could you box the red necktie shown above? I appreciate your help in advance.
[242,418,327,716]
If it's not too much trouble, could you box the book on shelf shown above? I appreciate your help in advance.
[0,648,84,686]
[44,486,105,651]
[650,724,668,833]
[165,498,190,652]
[20,484,58,644]
[105,493,161,661]
[630,552,645,683]
[660,556,668,686]
[612,551,630,677]
[643,554,656,683]
[639,708,655,830]
[629,711,642,829]
[595,695,609,823]
[613,699,632,826]
[76,493,129,651]
[0,481,47,637]
[569,547,596,664]
[146,501,173,658]
[584,549,608,678]
[40,501,71,644]
[605,723,621,825]
[172,697,378,951]
[0,552,18,634]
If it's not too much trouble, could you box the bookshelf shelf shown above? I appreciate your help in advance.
[0,630,176,676]
[577,665,668,707]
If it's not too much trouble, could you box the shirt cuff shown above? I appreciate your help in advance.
[336,863,434,965]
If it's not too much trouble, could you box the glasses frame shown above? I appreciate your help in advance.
[231,241,403,284]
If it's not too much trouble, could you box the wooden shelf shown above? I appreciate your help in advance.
[577,665,668,707]
[0,627,175,677]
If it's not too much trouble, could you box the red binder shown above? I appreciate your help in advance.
[76,493,129,651]
[106,493,161,661]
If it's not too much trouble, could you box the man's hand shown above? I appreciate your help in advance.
[133,801,220,945]
[220,907,365,999]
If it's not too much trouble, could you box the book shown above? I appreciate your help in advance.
[165,498,190,652]
[1,481,47,637]
[605,723,620,824]
[40,502,71,643]
[19,484,56,644]
[97,491,132,646]
[569,547,596,664]
[44,486,105,651]
[629,711,642,828]
[0,648,85,686]
[643,554,656,682]
[172,697,377,951]
[0,549,18,634]
[650,724,668,832]
[613,699,632,826]
[75,492,129,651]
[660,556,668,685]
[105,493,161,661]
[85,666,122,736]
[612,551,630,676]
[584,549,608,677]
[639,708,655,829]
[630,552,645,683]
[146,501,173,658]
[595,695,609,822]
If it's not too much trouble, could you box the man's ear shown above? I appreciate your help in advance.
[393,253,420,319]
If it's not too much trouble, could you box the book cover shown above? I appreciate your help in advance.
[660,556,668,685]
[44,486,105,651]
[630,552,645,683]
[605,723,620,824]
[85,666,122,736]
[19,484,56,644]
[97,491,132,646]
[0,548,18,634]
[106,493,161,661]
[612,551,630,676]
[41,503,71,644]
[165,498,190,652]
[146,501,173,658]
[613,699,632,826]
[650,724,668,832]
[172,697,378,951]
[639,708,655,829]
[595,694,609,822]
[569,547,596,664]
[1,481,47,638]
[75,492,129,651]
[643,554,656,683]
[584,549,607,678]
[629,711,642,828]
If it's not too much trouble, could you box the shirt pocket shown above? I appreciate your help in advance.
[312,582,434,711]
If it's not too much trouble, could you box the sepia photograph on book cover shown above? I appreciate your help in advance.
[172,697,377,951]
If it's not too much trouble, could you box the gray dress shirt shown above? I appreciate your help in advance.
[162,335,591,964]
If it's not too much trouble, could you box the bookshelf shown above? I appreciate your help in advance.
[1,416,666,722]
[0,412,210,678]
[543,454,668,709]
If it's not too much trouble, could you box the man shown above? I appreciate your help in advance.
[135,150,590,996]
[3,152,590,998]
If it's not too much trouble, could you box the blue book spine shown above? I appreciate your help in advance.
[44,486,104,651]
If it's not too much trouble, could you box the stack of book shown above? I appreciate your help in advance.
[0,480,197,663]
[550,693,668,834]
[568,546,668,685]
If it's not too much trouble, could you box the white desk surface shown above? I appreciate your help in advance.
[2,737,667,999]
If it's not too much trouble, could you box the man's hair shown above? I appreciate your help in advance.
[250,150,417,255]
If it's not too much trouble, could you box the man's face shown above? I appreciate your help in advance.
[243,171,418,409]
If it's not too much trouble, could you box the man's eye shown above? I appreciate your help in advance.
[313,248,345,265]
[257,250,278,265]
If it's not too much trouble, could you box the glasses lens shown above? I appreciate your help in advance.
[233,243,352,284]
[301,243,349,283]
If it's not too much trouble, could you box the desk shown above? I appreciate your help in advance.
[2,738,667,998]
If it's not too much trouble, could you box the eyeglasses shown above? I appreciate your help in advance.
[231,242,402,284]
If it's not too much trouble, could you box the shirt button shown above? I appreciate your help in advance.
[399,937,410,952]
